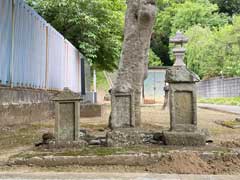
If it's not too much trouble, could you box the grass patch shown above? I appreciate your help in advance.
[96,71,109,93]
[221,120,240,128]
[0,122,53,150]
[198,97,240,106]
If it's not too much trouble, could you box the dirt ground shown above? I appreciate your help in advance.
[82,104,240,144]
[0,105,240,174]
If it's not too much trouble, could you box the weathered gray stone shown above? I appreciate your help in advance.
[107,128,152,147]
[110,0,157,128]
[110,92,135,129]
[47,140,88,149]
[166,66,200,83]
[168,79,198,132]
[89,139,102,146]
[163,131,206,146]
[52,88,81,143]
[164,32,206,146]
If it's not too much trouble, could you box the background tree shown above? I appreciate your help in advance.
[27,0,126,71]
[210,0,240,16]
[153,0,228,66]
[186,16,240,78]
[28,0,240,79]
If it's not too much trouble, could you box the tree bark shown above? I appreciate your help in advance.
[111,0,157,127]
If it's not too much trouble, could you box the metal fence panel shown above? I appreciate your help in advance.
[13,0,46,88]
[47,25,66,90]
[0,0,12,85]
[197,77,240,98]
[1,0,86,93]
[65,41,81,92]
[84,58,91,92]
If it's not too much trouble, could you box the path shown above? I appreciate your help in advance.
[198,103,240,115]
[0,173,240,180]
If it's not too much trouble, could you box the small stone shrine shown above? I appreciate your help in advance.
[52,87,81,143]
[163,32,206,146]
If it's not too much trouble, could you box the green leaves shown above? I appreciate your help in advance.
[210,0,240,16]
[152,0,232,77]
[149,49,163,67]
[27,0,125,71]
[185,16,240,79]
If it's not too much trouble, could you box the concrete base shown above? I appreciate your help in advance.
[163,131,206,146]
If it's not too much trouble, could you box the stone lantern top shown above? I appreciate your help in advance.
[52,87,81,101]
[166,31,200,82]
[170,31,188,46]
[170,31,188,67]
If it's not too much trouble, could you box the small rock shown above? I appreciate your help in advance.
[79,130,87,138]
[98,128,105,132]
[153,133,164,141]
[236,117,240,122]
[89,139,101,145]
[149,140,160,144]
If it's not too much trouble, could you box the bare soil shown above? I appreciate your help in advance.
[1,105,240,174]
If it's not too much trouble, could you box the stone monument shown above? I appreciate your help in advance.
[52,87,81,143]
[163,32,206,146]
[109,0,157,129]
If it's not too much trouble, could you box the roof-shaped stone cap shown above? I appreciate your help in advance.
[166,66,200,83]
[170,31,188,45]
[52,87,81,101]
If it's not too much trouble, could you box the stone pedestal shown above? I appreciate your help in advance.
[163,32,206,146]
[109,92,135,129]
[52,88,81,143]
[163,66,206,146]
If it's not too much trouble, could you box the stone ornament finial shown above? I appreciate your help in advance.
[170,31,189,67]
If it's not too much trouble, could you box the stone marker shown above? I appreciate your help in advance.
[52,87,81,142]
[110,0,157,129]
[163,32,206,146]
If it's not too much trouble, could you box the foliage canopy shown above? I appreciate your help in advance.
[28,0,240,78]
[27,0,126,71]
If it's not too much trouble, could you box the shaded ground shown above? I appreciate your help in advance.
[0,105,240,174]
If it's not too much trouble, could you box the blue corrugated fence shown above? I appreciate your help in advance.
[0,0,12,85]
[0,0,86,93]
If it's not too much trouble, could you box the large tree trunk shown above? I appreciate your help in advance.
[110,0,157,129]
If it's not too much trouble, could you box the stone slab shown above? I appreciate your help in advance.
[163,131,206,146]
[53,88,80,142]
[58,102,75,141]
[110,92,135,129]
[175,91,193,125]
